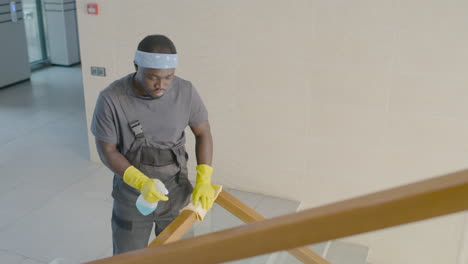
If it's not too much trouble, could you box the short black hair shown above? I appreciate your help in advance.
[137,35,177,54]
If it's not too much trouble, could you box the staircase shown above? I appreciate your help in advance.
[220,241,369,264]
[50,186,370,264]
[80,169,468,264]
[178,187,370,264]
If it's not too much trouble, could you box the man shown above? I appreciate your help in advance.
[91,35,215,255]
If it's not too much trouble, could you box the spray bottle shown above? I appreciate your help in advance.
[136,179,169,216]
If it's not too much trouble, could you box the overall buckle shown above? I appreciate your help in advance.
[130,121,143,136]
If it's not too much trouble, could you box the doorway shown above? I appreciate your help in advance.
[22,0,48,66]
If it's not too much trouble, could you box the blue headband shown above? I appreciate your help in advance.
[134,50,178,69]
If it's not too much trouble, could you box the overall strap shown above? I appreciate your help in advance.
[169,139,188,184]
[118,95,145,139]
[170,138,186,168]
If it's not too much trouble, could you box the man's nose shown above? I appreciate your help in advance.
[154,79,162,88]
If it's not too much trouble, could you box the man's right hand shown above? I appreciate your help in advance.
[123,166,169,203]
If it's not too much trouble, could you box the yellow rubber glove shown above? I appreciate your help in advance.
[123,166,169,203]
[192,164,215,210]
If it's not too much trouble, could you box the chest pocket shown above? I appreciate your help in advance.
[140,146,176,167]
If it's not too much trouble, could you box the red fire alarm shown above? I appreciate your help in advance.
[87,3,98,15]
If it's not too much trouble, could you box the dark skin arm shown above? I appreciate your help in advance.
[95,139,130,178]
[96,119,213,177]
[190,120,213,166]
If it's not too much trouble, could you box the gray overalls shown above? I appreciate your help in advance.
[111,95,193,255]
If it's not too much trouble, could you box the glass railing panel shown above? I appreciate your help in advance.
[217,211,467,264]
[177,187,301,240]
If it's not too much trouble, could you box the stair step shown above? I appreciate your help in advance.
[326,241,369,264]
[266,242,328,264]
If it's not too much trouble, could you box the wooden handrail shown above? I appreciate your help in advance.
[85,168,468,264]
[149,189,326,263]
[216,190,329,264]
[148,210,198,247]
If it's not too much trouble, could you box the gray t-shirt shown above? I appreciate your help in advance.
[91,73,208,154]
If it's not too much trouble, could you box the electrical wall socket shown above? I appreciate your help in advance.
[91,66,106,77]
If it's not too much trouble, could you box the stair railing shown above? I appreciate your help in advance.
[84,168,468,264]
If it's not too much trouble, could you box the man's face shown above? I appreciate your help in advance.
[135,67,176,98]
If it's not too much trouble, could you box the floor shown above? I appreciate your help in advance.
[0,66,303,264]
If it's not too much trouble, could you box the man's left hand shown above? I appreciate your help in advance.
[192,164,215,210]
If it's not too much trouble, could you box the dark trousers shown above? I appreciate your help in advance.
[111,199,175,255]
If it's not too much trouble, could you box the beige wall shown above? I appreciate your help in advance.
[76,1,468,263]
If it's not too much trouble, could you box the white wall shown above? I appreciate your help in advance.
[76,1,468,263]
